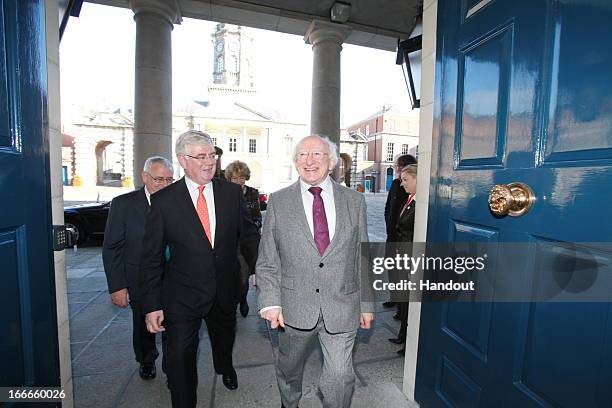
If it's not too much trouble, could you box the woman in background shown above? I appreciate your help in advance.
[225,161,262,317]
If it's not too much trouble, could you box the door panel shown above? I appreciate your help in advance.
[416,0,612,407]
[456,24,511,166]
[0,0,60,392]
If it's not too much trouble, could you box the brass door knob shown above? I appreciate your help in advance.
[488,182,535,217]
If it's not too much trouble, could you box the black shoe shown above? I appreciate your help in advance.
[281,405,298,408]
[393,312,401,320]
[383,301,396,308]
[222,369,238,390]
[139,363,156,380]
[240,300,249,317]
[397,347,406,356]
[388,337,405,345]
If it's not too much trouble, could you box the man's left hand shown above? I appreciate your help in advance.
[360,313,374,329]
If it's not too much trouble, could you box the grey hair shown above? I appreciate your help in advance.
[293,135,339,167]
[143,156,174,173]
[175,130,214,155]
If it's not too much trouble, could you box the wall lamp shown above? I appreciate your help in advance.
[396,35,422,109]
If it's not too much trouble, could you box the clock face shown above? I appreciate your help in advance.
[216,42,223,52]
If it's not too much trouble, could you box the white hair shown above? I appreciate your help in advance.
[143,156,173,173]
[293,135,339,167]
[175,130,214,155]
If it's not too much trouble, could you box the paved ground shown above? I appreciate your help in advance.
[67,193,415,408]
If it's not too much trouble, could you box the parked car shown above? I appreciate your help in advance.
[64,201,110,246]
[259,192,268,211]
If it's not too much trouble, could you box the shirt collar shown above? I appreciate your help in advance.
[184,175,212,192]
[144,186,151,205]
[300,175,333,194]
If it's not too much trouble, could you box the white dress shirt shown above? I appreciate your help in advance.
[144,186,151,205]
[299,176,336,241]
[260,176,336,315]
[184,175,216,248]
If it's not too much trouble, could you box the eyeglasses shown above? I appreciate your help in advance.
[146,173,174,184]
[230,177,246,183]
[296,151,328,161]
[183,153,219,162]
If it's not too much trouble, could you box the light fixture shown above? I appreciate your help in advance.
[396,35,422,109]
[330,1,351,23]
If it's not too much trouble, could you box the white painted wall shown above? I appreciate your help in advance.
[46,0,74,405]
[402,0,438,404]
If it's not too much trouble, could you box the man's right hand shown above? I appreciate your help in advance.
[110,288,129,308]
[260,307,285,329]
[145,310,166,333]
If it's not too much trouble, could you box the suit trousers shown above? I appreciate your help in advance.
[398,302,409,341]
[276,315,357,408]
[130,301,159,364]
[164,300,237,408]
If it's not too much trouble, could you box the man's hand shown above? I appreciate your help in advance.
[260,307,285,329]
[145,310,166,333]
[360,313,374,329]
[110,288,129,308]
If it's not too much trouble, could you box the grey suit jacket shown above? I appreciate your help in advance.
[256,179,374,333]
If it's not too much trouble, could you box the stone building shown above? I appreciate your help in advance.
[62,23,378,194]
[347,106,419,192]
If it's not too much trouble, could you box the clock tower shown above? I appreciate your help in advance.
[211,23,255,92]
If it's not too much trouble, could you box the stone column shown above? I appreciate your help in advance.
[304,20,350,175]
[129,0,181,187]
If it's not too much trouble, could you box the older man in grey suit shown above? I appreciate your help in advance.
[257,135,374,408]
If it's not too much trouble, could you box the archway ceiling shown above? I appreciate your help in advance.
[87,0,423,51]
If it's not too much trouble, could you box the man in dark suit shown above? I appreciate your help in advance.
[102,156,174,380]
[140,130,259,408]
[382,154,417,311]
[384,154,417,242]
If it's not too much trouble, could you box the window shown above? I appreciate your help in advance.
[217,56,224,72]
[229,138,237,152]
[212,137,217,146]
[284,165,293,180]
[389,120,395,132]
[402,144,409,155]
[284,136,293,156]
[386,143,394,162]
[249,138,257,153]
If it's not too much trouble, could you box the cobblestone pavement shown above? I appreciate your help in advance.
[67,193,416,408]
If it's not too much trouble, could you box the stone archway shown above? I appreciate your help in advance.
[95,140,123,186]
[339,153,352,187]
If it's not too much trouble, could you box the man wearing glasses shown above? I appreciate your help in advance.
[140,130,259,408]
[103,156,174,381]
[257,135,374,408]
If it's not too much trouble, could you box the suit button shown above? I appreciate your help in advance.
[319,263,324,268]
[315,289,319,293]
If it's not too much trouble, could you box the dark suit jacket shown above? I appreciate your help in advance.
[396,198,415,243]
[139,177,259,317]
[102,188,149,301]
[384,178,409,241]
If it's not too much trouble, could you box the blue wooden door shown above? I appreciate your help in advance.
[0,0,60,392]
[386,167,394,191]
[415,0,612,406]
